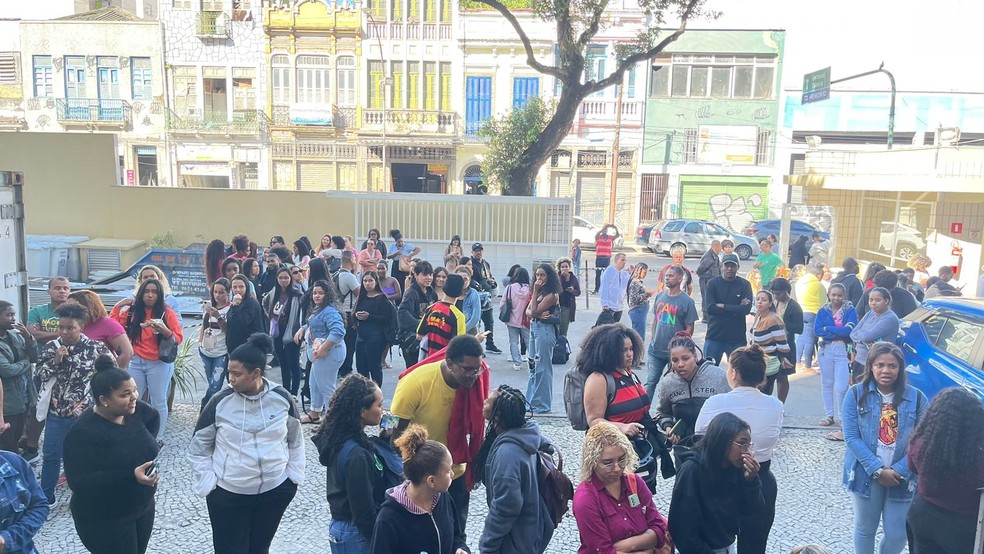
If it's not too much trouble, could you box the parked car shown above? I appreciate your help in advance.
[573,216,624,249]
[648,219,760,260]
[743,219,831,244]
[898,297,984,403]
[635,223,657,245]
[879,222,926,261]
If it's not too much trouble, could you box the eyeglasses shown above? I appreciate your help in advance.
[732,440,754,451]
[453,363,483,377]
[291,270,302,275]
[599,455,628,471]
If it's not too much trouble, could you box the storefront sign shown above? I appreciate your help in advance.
[697,125,758,165]
[176,144,233,162]
[179,163,229,177]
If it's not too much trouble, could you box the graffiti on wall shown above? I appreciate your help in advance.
[709,192,762,232]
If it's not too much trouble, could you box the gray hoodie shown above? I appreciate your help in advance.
[654,360,730,439]
[479,421,556,554]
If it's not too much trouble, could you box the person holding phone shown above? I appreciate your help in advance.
[313,374,389,554]
[64,354,160,554]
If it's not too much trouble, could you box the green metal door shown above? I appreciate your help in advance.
[678,176,769,233]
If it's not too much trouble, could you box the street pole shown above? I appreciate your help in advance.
[607,75,624,224]
[830,62,896,150]
[365,10,390,190]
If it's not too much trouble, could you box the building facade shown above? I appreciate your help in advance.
[161,0,267,189]
[1,8,168,187]
[640,29,785,233]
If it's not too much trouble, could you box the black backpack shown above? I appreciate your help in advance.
[537,446,574,526]
[552,334,571,365]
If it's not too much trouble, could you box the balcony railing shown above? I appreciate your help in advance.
[166,109,267,135]
[271,104,357,130]
[197,11,231,38]
[366,22,450,41]
[362,109,457,135]
[56,98,132,127]
[578,99,644,126]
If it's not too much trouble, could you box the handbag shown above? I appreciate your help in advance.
[764,354,781,377]
[158,333,178,364]
[498,287,513,323]
[398,255,412,273]
[36,377,55,422]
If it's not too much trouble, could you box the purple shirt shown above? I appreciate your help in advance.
[83,316,126,347]
[573,472,668,554]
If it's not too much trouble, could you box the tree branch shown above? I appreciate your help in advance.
[587,0,700,93]
[576,0,610,46]
[473,0,567,81]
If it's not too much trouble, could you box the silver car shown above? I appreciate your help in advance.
[648,219,760,260]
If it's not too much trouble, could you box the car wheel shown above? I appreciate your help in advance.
[735,245,753,260]
[896,243,918,260]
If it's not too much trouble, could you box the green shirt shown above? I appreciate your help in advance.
[27,303,59,345]
[755,252,784,286]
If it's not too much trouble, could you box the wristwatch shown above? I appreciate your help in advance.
[872,468,883,480]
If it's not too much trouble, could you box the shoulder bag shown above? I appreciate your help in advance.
[498,286,513,323]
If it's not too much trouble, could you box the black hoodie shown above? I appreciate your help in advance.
[397,282,438,335]
[370,483,469,554]
[668,450,765,554]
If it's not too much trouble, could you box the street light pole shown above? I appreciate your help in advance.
[830,62,896,150]
[364,10,391,189]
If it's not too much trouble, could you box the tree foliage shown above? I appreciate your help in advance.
[478,97,555,195]
[472,0,718,196]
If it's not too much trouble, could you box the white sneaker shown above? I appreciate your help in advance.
[512,363,522,371]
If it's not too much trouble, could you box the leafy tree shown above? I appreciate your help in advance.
[478,97,554,195]
[470,0,716,196]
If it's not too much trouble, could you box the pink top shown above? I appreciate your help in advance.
[501,283,531,328]
[83,317,126,352]
[573,472,667,554]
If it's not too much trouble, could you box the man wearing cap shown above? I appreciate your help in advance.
[469,243,503,354]
[704,253,754,365]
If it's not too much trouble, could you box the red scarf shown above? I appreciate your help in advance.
[399,348,490,488]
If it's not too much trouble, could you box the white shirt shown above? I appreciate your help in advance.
[695,386,784,463]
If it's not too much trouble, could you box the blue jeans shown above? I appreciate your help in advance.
[818,341,850,419]
[328,519,370,554]
[41,413,75,503]
[309,343,346,413]
[200,352,229,409]
[703,338,745,366]
[628,304,648,342]
[797,312,818,367]
[852,481,910,554]
[644,342,669,401]
[507,325,530,365]
[526,320,557,414]
[130,355,171,440]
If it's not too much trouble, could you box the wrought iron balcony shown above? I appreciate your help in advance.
[56,98,132,127]
[362,109,457,135]
[197,11,231,38]
[271,104,358,130]
[166,109,267,136]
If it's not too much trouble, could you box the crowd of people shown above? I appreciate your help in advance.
[0,226,980,554]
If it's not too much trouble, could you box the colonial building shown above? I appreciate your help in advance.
[161,0,267,189]
[0,7,168,186]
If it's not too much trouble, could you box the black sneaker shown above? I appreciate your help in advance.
[20,448,40,465]
[486,345,503,354]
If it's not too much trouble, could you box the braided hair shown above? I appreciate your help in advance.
[312,374,380,466]
[472,385,531,487]
[665,331,705,376]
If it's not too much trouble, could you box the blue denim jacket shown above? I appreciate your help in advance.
[0,451,49,553]
[841,382,927,500]
[303,306,346,344]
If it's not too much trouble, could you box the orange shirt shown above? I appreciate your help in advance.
[110,305,183,361]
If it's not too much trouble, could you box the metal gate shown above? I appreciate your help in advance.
[639,173,668,223]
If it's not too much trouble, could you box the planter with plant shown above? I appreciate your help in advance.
[168,338,203,411]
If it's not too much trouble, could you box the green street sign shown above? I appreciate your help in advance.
[802,67,831,104]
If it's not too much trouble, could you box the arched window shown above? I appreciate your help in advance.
[463,164,486,195]
[296,55,330,104]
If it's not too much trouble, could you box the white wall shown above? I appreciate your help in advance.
[1,1,77,20]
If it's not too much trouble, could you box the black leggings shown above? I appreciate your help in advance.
[207,479,297,554]
[448,475,471,541]
[273,338,301,395]
[594,256,611,292]
[907,495,977,554]
[738,461,776,554]
[74,506,155,554]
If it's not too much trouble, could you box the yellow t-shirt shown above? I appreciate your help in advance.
[390,360,465,479]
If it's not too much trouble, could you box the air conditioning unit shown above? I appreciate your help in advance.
[934,127,961,147]
[75,238,147,281]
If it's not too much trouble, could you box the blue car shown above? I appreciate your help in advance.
[899,297,984,403]
[742,219,831,244]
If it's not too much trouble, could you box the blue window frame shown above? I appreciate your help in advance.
[131,57,152,100]
[465,75,491,136]
[33,55,53,98]
[512,77,539,109]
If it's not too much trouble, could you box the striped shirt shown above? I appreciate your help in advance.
[605,370,650,424]
[751,312,790,358]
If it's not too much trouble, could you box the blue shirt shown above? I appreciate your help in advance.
[394,242,416,258]
[304,306,346,344]
[0,451,49,553]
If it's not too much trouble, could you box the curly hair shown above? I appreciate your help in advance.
[313,374,380,466]
[574,324,644,376]
[395,424,450,485]
[135,264,172,296]
[473,385,531,487]
[303,279,342,315]
[909,388,984,486]
[579,421,639,483]
[555,257,573,272]
[535,263,563,296]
